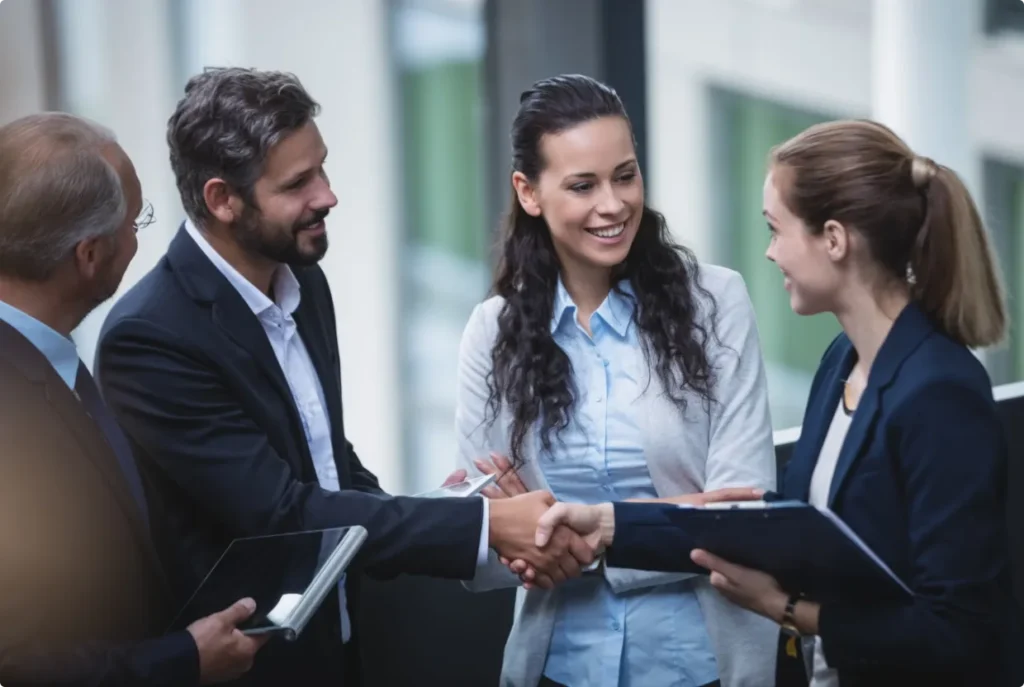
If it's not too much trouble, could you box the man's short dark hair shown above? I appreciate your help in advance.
[167,67,320,226]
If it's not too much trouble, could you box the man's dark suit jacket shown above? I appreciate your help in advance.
[0,321,198,687]
[95,226,484,686]
[605,303,1024,687]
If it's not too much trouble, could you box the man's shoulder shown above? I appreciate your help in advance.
[102,256,188,339]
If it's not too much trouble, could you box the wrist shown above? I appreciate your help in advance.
[776,592,802,636]
[768,590,790,625]
[487,498,509,550]
[598,503,615,548]
[793,599,821,635]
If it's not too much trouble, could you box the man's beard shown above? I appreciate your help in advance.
[233,205,329,267]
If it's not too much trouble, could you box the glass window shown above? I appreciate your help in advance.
[393,0,490,493]
[711,89,842,430]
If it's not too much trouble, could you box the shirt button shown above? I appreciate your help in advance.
[602,484,614,493]
[611,620,621,632]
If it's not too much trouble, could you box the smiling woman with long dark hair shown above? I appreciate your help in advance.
[454,74,779,687]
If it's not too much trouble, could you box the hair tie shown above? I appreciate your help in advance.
[911,155,938,190]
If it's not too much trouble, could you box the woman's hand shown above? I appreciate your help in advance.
[627,486,765,506]
[690,549,819,634]
[474,453,529,499]
[671,486,766,506]
[690,549,786,620]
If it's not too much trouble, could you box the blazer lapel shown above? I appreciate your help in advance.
[167,227,311,476]
[825,383,881,506]
[292,281,351,487]
[786,348,853,502]
[211,298,295,410]
[826,303,935,506]
[0,322,169,590]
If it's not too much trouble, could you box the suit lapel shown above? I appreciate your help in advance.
[0,322,169,590]
[785,349,853,501]
[825,304,935,507]
[211,297,296,411]
[825,384,881,506]
[292,284,351,488]
[166,226,314,479]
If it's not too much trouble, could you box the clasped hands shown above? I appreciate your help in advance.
[474,454,766,592]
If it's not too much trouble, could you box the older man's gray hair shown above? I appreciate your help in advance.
[0,112,126,281]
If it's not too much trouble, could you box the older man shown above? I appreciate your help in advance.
[0,112,264,686]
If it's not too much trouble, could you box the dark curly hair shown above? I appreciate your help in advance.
[487,74,719,469]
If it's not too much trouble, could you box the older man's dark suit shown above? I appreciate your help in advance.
[0,321,198,687]
[95,226,483,685]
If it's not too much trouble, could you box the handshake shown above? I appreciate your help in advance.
[474,455,763,589]
[487,491,615,588]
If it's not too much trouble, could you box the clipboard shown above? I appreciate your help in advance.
[662,500,912,603]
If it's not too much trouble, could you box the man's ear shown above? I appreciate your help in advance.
[71,233,115,284]
[203,178,245,224]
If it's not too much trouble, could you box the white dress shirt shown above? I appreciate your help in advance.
[184,222,490,643]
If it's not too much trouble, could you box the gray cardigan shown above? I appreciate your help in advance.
[454,264,780,687]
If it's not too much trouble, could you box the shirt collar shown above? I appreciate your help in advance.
[0,299,80,388]
[549,278,635,338]
[184,219,301,317]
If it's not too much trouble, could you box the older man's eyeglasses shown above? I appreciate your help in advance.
[133,200,155,234]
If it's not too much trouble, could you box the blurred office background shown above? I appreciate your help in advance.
[2,0,1024,495]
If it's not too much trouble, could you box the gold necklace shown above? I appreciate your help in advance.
[842,375,864,412]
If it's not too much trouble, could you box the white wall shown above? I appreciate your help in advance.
[0,0,48,122]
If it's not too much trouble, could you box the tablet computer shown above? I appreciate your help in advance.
[415,473,496,499]
[169,526,367,641]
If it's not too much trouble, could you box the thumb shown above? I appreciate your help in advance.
[218,597,257,626]
[535,503,566,547]
[442,469,467,487]
[702,486,765,504]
